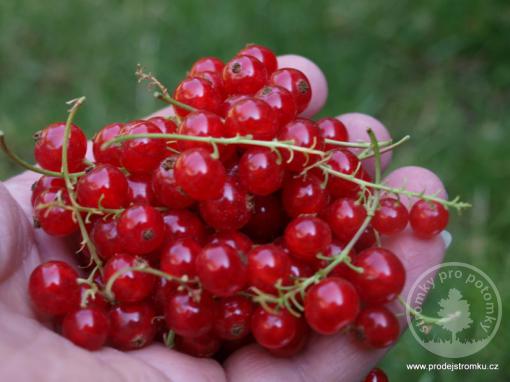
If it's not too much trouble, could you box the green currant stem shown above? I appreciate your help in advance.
[163,330,176,349]
[398,296,458,325]
[358,135,411,160]
[36,200,124,216]
[324,138,393,149]
[154,92,197,113]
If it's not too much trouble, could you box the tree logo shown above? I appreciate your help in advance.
[406,262,501,358]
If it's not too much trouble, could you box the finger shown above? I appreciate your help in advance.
[277,54,328,118]
[148,106,175,119]
[225,166,448,382]
[336,112,393,177]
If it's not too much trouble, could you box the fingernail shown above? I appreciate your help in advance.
[440,230,452,249]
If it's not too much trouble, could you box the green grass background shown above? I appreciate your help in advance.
[1,0,508,380]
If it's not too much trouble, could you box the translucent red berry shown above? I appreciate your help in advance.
[109,303,156,350]
[326,198,367,242]
[225,97,278,140]
[282,174,329,217]
[243,194,285,243]
[126,173,156,205]
[31,175,66,206]
[165,291,215,338]
[372,198,409,235]
[284,216,332,262]
[175,333,221,358]
[325,149,362,198]
[178,111,226,152]
[160,237,201,279]
[62,308,109,350]
[173,77,223,117]
[239,147,284,195]
[317,118,349,150]
[34,189,79,236]
[238,44,277,74]
[270,68,312,113]
[223,55,268,95]
[76,164,129,209]
[152,156,194,209]
[190,56,225,76]
[354,305,400,348]
[93,122,124,166]
[410,200,449,239]
[162,209,207,244]
[364,368,389,382]
[248,244,291,293]
[255,85,297,126]
[214,295,253,340]
[251,306,300,349]
[91,217,124,260]
[208,230,253,255]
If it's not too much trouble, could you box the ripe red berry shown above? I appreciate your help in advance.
[208,230,253,255]
[162,209,207,244]
[410,200,449,239]
[225,97,278,140]
[175,333,221,358]
[214,295,253,340]
[152,156,194,209]
[93,122,124,166]
[255,85,297,126]
[34,122,87,172]
[160,237,201,279]
[284,216,332,262]
[325,149,362,199]
[117,205,166,255]
[196,242,248,297]
[317,118,349,150]
[109,303,156,350]
[165,291,215,337]
[190,56,225,76]
[268,318,309,357]
[174,148,227,201]
[326,198,367,242]
[28,261,80,316]
[31,175,66,206]
[251,306,300,349]
[221,94,249,117]
[354,305,400,348]
[62,308,109,350]
[243,194,285,243]
[173,77,223,117]
[147,116,178,134]
[304,277,360,335]
[238,44,278,74]
[355,225,377,252]
[193,71,226,99]
[76,164,129,209]
[126,173,156,205]
[223,55,268,95]
[282,174,329,217]
[199,178,252,231]
[91,217,124,260]
[239,148,284,195]
[178,111,226,152]
[270,68,312,113]
[248,244,291,293]
[33,189,79,236]
[364,368,389,382]
[372,198,409,235]
[121,121,167,175]
[103,253,156,303]
[346,247,406,304]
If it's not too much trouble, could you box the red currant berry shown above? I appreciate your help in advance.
[289,258,314,280]
[248,244,291,293]
[34,122,87,172]
[109,303,156,350]
[282,174,329,217]
[346,247,406,304]
[76,164,129,209]
[31,175,66,206]
[270,68,312,113]
[199,178,252,231]
[251,306,300,349]
[354,305,400,348]
[196,242,247,297]
[103,253,156,303]
[284,216,332,262]
[165,291,215,338]
[91,217,124,260]
[364,368,389,382]
[223,55,268,95]
[193,70,226,99]
[162,209,207,244]
[178,111,226,152]
[152,156,194,209]
[317,118,349,150]
[175,333,221,358]
[62,308,109,350]
[34,189,79,236]
[208,230,253,255]
[190,56,225,76]
[304,277,360,335]
[326,149,362,198]
[28,261,80,316]
[410,200,449,239]
[93,122,124,166]
[268,318,309,357]
[326,198,367,242]
[239,148,284,195]
[243,194,285,243]
[147,116,178,134]
[214,295,253,340]
[174,148,227,201]
[255,85,297,126]
[173,77,222,117]
[126,173,156,205]
[117,205,165,255]
[221,94,249,117]
[160,237,201,279]
[372,198,409,235]
[238,44,278,74]
[225,97,278,140]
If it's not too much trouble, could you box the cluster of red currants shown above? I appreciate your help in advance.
[25,44,451,364]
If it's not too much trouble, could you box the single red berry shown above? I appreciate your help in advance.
[239,148,284,195]
[178,111,226,152]
[175,332,221,358]
[93,122,124,166]
[152,156,194,209]
[221,94,249,117]
[91,217,124,260]
[223,55,268,95]
[109,303,156,350]
[62,308,109,350]
[269,318,309,357]
[304,277,360,335]
[248,244,291,293]
[121,120,167,175]
[196,242,248,297]
[282,174,329,217]
[372,198,409,235]
[173,77,222,117]
[410,200,449,239]
[355,225,377,252]
[34,189,79,236]
[193,70,226,99]
[278,118,324,172]
[289,258,314,280]
[199,178,252,231]
[208,230,253,255]
[243,194,285,243]
[354,305,400,348]
[284,216,332,262]
[251,306,300,349]
[238,44,278,74]
[326,198,367,242]
[28,261,80,316]
[34,122,87,172]
[225,97,278,140]
[160,237,201,279]
[255,85,297,126]
[162,209,207,244]
[147,116,178,134]
[165,291,215,338]
[346,247,406,304]
[126,173,156,205]
[325,149,362,199]
[214,295,253,340]
[117,205,166,255]
[174,148,227,201]
[190,56,225,76]
[31,175,66,206]
[317,118,349,150]
[103,253,156,303]
[76,164,129,209]
[364,368,389,382]
[270,68,312,113]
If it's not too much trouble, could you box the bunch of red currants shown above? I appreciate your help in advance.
[21,44,457,369]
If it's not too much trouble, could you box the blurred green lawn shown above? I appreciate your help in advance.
[1,0,509,380]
